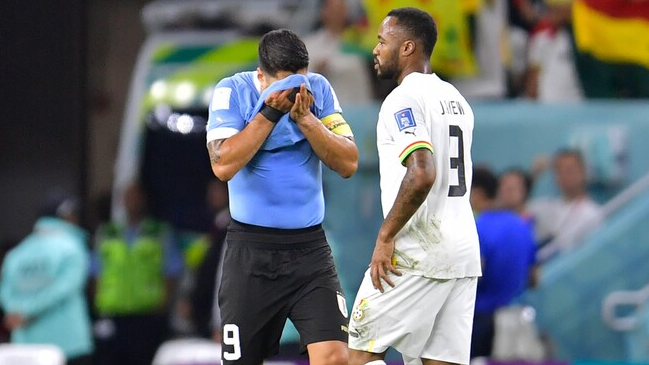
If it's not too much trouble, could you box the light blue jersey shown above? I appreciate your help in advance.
[206,71,343,228]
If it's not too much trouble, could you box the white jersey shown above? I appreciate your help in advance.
[376,72,481,279]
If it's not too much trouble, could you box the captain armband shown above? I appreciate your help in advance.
[321,113,353,137]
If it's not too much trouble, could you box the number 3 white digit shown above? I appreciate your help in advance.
[223,324,241,360]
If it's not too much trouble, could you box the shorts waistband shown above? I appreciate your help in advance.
[226,219,328,249]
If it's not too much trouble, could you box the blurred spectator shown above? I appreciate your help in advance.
[507,0,543,96]
[91,182,183,365]
[452,0,510,99]
[528,149,603,261]
[497,167,535,224]
[303,0,373,105]
[0,191,94,365]
[525,0,584,102]
[188,179,229,341]
[470,167,537,359]
[509,0,542,32]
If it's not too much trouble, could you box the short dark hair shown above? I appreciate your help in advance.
[472,167,498,200]
[258,29,309,77]
[387,7,438,58]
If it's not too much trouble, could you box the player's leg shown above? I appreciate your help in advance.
[348,348,388,365]
[348,271,455,365]
[288,245,349,365]
[218,242,290,365]
[306,340,349,365]
[418,277,478,365]
[402,355,460,365]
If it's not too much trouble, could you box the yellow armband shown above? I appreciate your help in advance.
[321,113,353,137]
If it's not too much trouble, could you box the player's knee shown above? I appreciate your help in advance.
[316,345,348,365]
[328,346,349,365]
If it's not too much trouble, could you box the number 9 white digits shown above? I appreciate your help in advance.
[223,324,241,360]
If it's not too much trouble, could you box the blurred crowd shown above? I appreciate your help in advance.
[305,0,649,104]
[0,179,230,365]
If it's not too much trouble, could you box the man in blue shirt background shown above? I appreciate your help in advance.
[206,29,358,365]
[469,167,537,359]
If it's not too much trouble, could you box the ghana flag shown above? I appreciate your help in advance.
[573,0,649,69]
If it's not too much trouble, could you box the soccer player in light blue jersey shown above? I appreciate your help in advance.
[206,29,358,365]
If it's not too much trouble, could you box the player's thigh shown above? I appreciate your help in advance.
[218,245,291,365]
[289,248,348,347]
[420,277,477,365]
[348,272,457,358]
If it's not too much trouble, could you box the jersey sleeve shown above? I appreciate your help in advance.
[206,77,245,144]
[380,91,434,165]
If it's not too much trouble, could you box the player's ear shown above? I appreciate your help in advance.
[402,40,416,57]
[257,67,270,91]
[257,67,265,83]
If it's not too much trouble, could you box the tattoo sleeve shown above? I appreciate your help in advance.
[207,139,225,166]
[380,150,435,238]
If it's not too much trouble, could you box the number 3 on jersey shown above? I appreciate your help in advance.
[223,324,241,360]
[448,125,467,197]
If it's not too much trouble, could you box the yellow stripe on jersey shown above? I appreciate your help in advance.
[399,141,434,165]
[321,113,353,137]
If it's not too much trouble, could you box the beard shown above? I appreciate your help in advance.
[375,57,398,80]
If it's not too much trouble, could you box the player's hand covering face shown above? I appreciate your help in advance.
[290,83,315,122]
[264,88,298,114]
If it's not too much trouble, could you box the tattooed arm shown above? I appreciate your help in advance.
[207,116,274,182]
[369,149,436,292]
[207,88,295,181]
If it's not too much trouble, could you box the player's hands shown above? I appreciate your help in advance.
[290,84,314,123]
[264,88,296,114]
[369,236,402,293]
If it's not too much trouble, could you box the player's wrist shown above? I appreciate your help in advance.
[259,104,285,123]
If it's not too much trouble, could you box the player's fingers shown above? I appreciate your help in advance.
[380,267,396,288]
[370,264,384,293]
[387,264,402,277]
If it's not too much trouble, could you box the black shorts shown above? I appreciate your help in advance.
[218,220,348,365]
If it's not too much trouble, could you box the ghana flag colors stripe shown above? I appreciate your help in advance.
[399,141,434,164]
[573,0,649,68]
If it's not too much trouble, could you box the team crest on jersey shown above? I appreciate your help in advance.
[352,298,369,321]
[394,108,416,131]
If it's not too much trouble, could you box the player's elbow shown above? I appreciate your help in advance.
[211,164,234,182]
[413,165,436,192]
[338,159,358,179]
[337,144,359,178]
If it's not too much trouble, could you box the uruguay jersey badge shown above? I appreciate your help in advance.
[394,108,416,131]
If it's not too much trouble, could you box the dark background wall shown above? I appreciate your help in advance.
[0,1,86,242]
[0,0,148,243]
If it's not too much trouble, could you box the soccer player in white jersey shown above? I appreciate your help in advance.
[348,7,481,365]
